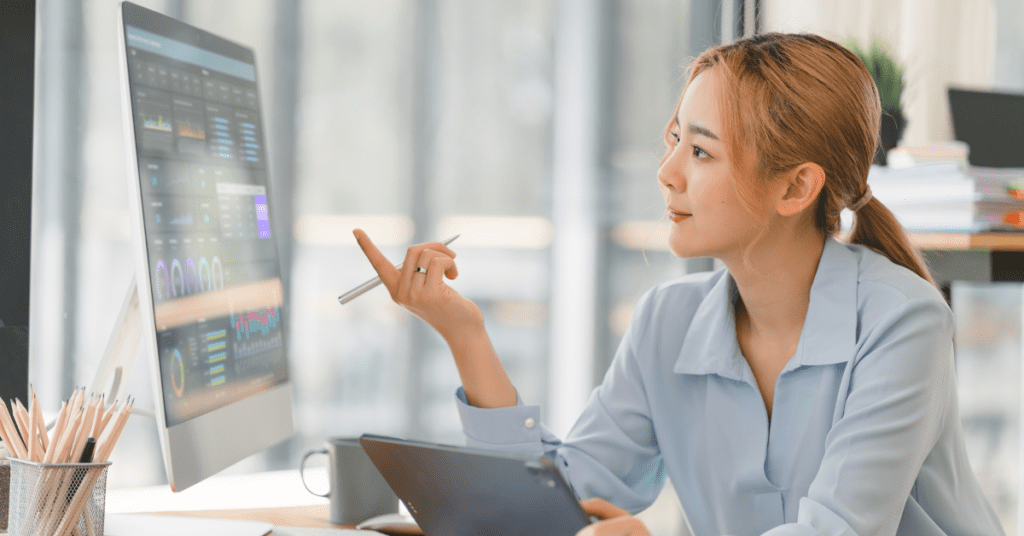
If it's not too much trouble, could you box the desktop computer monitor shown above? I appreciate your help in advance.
[116,1,294,492]
[948,87,1024,168]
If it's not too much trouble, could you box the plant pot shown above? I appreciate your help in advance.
[874,109,907,166]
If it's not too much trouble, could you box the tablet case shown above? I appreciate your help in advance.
[359,434,589,536]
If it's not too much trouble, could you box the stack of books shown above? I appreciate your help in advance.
[841,163,1024,233]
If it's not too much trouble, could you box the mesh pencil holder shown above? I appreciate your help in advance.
[7,458,111,536]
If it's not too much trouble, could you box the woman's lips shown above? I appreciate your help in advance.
[668,211,691,222]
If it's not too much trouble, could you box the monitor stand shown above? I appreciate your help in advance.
[89,274,145,411]
[89,277,279,536]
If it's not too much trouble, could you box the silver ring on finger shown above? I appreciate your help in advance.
[415,266,428,274]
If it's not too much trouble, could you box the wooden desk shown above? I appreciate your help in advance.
[910,231,1024,252]
[835,230,1024,284]
[908,233,1024,301]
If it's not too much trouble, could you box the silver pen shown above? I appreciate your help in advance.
[339,234,460,304]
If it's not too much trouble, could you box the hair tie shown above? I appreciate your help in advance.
[849,185,872,212]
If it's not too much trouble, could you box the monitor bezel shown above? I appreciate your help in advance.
[117,0,294,492]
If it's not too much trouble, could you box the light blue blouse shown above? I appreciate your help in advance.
[456,238,1004,536]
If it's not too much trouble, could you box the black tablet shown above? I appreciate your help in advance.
[359,434,590,536]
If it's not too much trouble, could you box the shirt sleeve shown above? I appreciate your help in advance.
[455,291,665,514]
[762,296,958,536]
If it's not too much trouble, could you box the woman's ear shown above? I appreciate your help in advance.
[776,163,825,217]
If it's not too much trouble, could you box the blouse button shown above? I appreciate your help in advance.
[524,417,536,429]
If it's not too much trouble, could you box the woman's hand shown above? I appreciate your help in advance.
[353,229,517,408]
[576,498,652,536]
[353,229,483,343]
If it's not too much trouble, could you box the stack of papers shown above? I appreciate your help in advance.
[840,164,1024,232]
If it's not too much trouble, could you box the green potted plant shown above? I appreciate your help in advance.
[845,39,906,166]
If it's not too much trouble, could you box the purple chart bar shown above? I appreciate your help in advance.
[254,194,270,238]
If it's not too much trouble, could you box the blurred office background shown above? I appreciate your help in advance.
[26,0,1024,534]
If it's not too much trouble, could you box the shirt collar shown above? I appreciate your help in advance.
[673,237,858,378]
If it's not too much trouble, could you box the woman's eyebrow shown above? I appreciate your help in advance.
[674,116,719,141]
[688,123,719,141]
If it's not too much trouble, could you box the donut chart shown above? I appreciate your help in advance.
[155,260,170,299]
[170,348,185,397]
[186,258,198,294]
[198,257,211,292]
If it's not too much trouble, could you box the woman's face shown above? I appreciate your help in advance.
[657,69,770,261]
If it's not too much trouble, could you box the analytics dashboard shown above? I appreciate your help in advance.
[125,26,288,427]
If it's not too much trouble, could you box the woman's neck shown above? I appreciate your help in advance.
[726,230,826,341]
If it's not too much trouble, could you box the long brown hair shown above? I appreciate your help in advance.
[671,33,935,287]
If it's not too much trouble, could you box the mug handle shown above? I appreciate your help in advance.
[300,448,330,498]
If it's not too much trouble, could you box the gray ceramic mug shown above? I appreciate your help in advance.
[300,437,398,525]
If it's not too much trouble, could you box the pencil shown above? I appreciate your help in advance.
[12,399,29,444]
[96,397,132,463]
[44,401,68,464]
[0,400,26,460]
[338,234,460,304]
[0,417,21,459]
[69,396,97,464]
[98,399,117,439]
[27,396,37,461]
[70,387,84,414]
[90,394,104,439]
[31,386,49,452]
[13,399,33,461]
[57,408,84,464]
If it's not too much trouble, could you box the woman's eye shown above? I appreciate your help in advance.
[669,131,681,145]
[692,145,709,158]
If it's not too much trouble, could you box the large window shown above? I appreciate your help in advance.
[32,0,699,499]
[35,0,695,531]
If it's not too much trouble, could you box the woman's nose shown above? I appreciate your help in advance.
[657,148,685,192]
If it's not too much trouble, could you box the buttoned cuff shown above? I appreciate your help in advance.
[455,387,545,456]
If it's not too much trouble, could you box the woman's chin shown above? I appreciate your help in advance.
[667,229,699,258]
[667,240,698,259]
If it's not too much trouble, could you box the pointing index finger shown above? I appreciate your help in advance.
[579,498,630,520]
[353,229,400,291]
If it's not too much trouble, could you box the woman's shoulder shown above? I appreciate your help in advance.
[844,242,944,302]
[841,241,952,333]
[628,269,728,334]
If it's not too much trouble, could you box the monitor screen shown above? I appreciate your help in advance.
[121,6,288,428]
[120,2,294,492]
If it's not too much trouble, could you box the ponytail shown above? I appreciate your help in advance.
[848,199,937,287]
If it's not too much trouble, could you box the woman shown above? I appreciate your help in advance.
[354,32,1004,535]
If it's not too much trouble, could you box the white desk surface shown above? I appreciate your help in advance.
[107,468,329,514]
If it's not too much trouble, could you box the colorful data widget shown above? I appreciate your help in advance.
[216,183,272,240]
[141,166,272,242]
[157,308,286,427]
[139,159,265,196]
[132,86,265,166]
